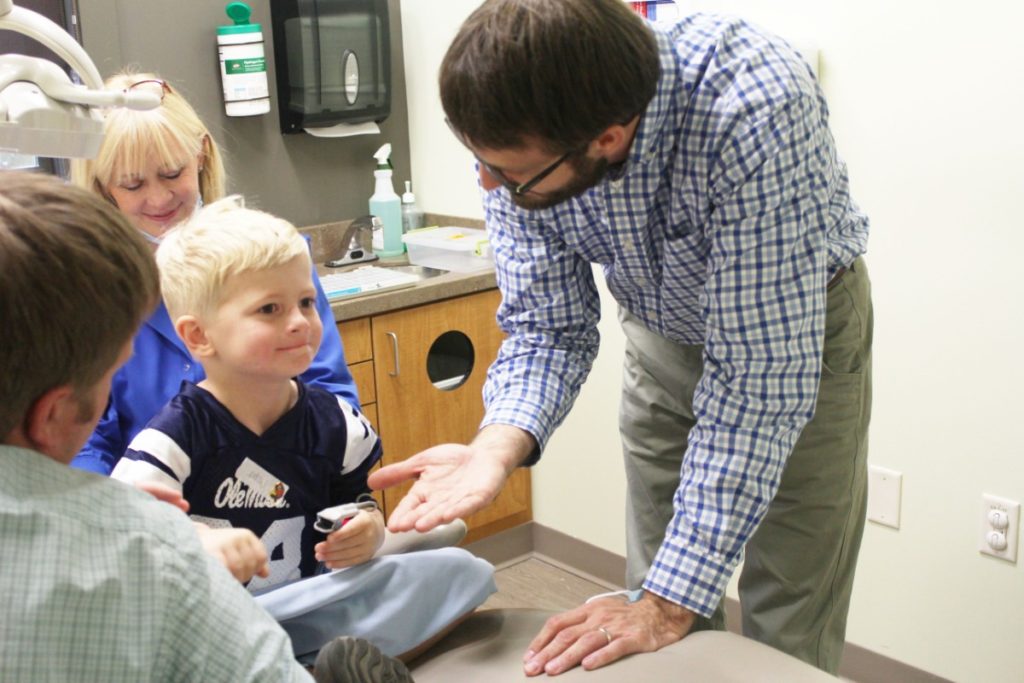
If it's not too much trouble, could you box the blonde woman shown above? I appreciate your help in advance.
[71,72,358,474]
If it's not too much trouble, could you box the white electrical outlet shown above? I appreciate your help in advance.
[978,494,1020,563]
[867,465,902,529]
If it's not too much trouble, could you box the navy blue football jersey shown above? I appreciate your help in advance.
[113,381,382,590]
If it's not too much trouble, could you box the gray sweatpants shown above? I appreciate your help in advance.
[619,258,872,674]
[256,547,496,662]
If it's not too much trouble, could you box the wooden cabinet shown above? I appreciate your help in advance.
[338,317,382,509]
[338,289,531,544]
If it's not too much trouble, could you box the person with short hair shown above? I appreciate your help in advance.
[0,170,311,681]
[111,197,496,664]
[372,0,873,676]
[69,71,359,475]
[113,197,386,583]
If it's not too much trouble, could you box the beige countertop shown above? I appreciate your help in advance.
[321,257,497,321]
[303,213,497,322]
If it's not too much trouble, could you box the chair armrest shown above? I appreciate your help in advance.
[372,519,468,558]
[410,609,839,682]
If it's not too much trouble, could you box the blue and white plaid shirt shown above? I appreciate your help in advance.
[479,14,869,617]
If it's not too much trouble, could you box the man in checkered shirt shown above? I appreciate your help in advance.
[372,0,872,676]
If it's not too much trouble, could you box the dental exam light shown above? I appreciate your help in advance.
[0,0,160,159]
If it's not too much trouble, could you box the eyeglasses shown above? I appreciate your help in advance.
[125,79,172,103]
[445,118,574,197]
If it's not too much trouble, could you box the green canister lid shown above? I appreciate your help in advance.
[218,2,261,35]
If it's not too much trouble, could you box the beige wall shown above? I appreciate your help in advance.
[400,1,1024,681]
[78,0,414,229]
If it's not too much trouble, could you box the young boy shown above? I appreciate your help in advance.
[111,197,384,587]
[111,197,496,664]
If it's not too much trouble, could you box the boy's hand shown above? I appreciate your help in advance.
[135,480,190,513]
[194,523,270,583]
[314,508,385,569]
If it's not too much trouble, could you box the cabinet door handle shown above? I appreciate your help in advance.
[386,332,400,377]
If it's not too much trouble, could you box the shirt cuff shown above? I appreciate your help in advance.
[641,526,740,618]
[480,404,552,466]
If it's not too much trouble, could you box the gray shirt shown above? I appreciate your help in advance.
[0,444,312,682]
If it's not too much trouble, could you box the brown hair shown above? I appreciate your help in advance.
[440,0,660,153]
[0,171,160,438]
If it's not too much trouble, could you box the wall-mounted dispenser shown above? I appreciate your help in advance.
[270,0,390,135]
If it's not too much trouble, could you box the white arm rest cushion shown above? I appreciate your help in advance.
[372,519,468,558]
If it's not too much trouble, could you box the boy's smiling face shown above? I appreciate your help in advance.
[201,255,323,381]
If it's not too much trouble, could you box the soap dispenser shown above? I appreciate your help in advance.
[401,180,425,232]
[369,143,404,257]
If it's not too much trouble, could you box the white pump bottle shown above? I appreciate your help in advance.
[368,143,404,257]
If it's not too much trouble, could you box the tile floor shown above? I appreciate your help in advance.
[483,556,612,612]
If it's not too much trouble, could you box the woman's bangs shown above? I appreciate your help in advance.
[102,114,194,187]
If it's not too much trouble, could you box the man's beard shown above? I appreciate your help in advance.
[510,154,610,211]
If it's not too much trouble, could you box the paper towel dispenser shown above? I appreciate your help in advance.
[270,0,391,134]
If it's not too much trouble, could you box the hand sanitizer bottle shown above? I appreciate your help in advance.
[401,180,425,232]
[369,144,404,257]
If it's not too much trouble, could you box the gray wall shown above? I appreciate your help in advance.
[79,0,412,229]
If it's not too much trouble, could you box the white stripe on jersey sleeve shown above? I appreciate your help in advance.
[120,427,193,485]
[335,396,381,474]
[110,456,183,492]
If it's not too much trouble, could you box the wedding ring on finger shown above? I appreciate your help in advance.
[596,625,613,646]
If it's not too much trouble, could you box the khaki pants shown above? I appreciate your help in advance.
[619,258,872,674]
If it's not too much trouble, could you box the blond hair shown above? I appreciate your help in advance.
[72,71,226,206]
[0,171,159,439]
[157,196,310,321]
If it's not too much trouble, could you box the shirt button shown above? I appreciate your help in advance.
[184,363,191,372]
[611,178,624,188]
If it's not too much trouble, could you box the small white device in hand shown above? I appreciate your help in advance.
[314,500,378,533]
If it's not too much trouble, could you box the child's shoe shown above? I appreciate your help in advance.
[313,636,414,683]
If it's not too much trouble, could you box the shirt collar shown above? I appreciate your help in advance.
[617,27,680,178]
[145,301,191,356]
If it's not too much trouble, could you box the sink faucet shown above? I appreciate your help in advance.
[325,215,381,267]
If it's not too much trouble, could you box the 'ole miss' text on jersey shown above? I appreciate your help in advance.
[112,380,382,591]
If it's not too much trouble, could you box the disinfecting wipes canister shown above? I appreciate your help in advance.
[217,2,270,116]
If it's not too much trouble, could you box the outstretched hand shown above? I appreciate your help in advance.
[522,592,696,676]
[367,442,507,532]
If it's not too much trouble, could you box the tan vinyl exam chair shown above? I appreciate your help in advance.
[410,608,838,682]
[376,525,835,681]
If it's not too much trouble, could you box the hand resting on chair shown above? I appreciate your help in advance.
[522,591,696,676]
